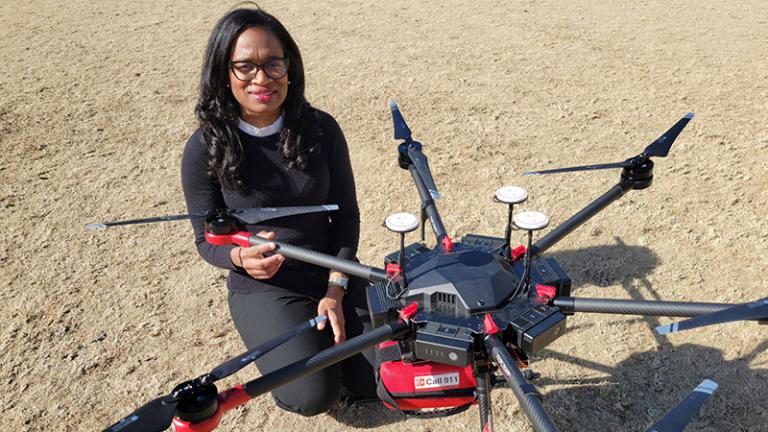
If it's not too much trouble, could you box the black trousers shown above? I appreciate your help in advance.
[227,279,376,416]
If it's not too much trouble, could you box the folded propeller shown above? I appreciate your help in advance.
[646,379,718,432]
[656,298,768,335]
[525,112,694,176]
[390,100,440,200]
[103,316,326,432]
[86,205,339,230]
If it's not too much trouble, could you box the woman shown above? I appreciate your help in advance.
[181,7,374,416]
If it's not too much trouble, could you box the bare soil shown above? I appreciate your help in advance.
[1,1,767,431]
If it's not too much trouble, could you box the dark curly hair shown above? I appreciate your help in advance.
[195,7,319,190]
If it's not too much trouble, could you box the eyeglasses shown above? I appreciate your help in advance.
[229,58,289,81]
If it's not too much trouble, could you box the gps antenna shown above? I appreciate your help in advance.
[513,211,550,292]
[494,186,529,256]
[384,212,419,288]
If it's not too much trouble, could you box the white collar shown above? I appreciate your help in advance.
[237,115,284,137]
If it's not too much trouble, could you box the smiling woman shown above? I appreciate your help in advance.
[228,28,289,127]
[181,6,373,417]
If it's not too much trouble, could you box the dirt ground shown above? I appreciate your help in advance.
[1,0,767,431]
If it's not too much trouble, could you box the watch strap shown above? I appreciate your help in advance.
[328,275,349,290]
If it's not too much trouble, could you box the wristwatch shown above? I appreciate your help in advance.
[328,275,349,291]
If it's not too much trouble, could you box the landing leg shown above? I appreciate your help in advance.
[476,370,494,432]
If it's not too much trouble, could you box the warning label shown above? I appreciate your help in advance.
[414,372,460,390]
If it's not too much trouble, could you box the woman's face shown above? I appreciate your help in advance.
[229,27,289,127]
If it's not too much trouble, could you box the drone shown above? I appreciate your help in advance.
[91,101,768,432]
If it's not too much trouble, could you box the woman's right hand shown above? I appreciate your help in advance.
[232,231,285,279]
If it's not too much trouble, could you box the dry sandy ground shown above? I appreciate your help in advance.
[1,1,767,431]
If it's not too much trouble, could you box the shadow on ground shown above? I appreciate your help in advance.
[539,341,768,431]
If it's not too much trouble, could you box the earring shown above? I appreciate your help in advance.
[288,80,292,85]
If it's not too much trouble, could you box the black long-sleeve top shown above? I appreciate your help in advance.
[181,109,360,297]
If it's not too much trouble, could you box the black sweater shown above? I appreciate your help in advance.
[181,110,360,296]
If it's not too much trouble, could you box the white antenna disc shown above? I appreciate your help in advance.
[514,211,550,231]
[495,186,528,204]
[384,212,419,233]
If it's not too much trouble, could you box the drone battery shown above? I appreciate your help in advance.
[414,322,475,367]
[377,341,477,413]
[366,282,402,328]
[508,304,567,356]
[530,257,572,298]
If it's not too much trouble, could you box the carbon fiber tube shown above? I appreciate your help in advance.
[476,371,493,431]
[553,297,732,317]
[243,320,410,398]
[409,164,448,244]
[531,183,629,257]
[486,334,559,432]
[248,235,388,282]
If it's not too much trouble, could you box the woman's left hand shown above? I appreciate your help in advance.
[317,285,346,345]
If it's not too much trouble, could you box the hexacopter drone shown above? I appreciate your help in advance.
[93,101,767,432]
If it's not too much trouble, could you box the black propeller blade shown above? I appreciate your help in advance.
[646,379,718,432]
[389,100,440,200]
[103,395,178,432]
[102,315,325,432]
[85,212,213,230]
[656,298,768,335]
[230,205,339,225]
[644,112,694,158]
[205,315,326,382]
[86,205,339,230]
[525,112,694,176]
[524,162,627,176]
[389,99,412,140]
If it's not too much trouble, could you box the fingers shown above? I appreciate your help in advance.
[317,299,346,345]
[256,230,276,240]
[329,310,346,345]
[243,254,284,279]
[239,234,284,279]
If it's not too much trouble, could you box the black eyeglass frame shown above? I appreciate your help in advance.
[228,57,290,81]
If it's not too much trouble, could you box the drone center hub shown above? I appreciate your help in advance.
[403,248,519,315]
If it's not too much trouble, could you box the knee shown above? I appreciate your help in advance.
[269,369,341,416]
[273,391,336,416]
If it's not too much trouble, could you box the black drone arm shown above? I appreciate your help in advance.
[530,178,635,257]
[553,297,733,317]
[247,234,388,283]
[243,319,410,398]
[485,334,559,432]
[408,163,449,245]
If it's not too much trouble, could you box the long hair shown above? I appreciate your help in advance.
[195,7,317,190]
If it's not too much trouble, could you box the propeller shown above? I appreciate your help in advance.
[103,315,326,432]
[656,298,768,335]
[86,205,339,230]
[646,379,718,432]
[525,112,694,176]
[389,99,412,141]
[389,100,440,200]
